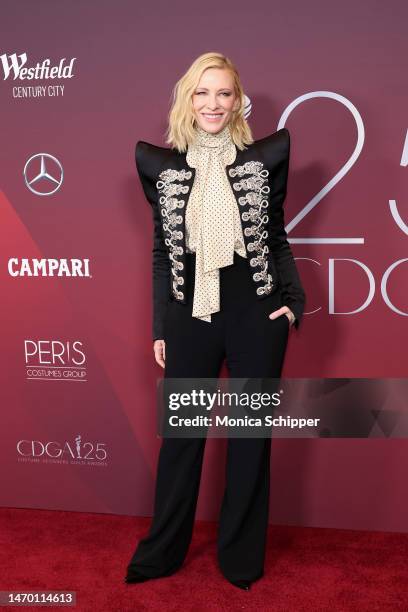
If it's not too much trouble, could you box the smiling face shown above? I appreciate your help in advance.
[192,67,240,134]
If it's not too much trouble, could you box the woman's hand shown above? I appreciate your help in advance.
[153,339,166,368]
[268,306,296,327]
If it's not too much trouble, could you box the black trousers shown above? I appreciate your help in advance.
[128,252,289,582]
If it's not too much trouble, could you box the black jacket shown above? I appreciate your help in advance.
[135,127,306,341]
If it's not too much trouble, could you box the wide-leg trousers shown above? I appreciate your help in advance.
[128,252,289,583]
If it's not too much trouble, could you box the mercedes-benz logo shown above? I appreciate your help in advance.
[23,153,64,196]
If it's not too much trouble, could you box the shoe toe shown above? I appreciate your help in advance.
[230,579,251,590]
[125,567,151,583]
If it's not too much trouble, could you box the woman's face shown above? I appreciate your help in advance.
[192,67,240,134]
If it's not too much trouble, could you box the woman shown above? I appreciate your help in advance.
[125,52,306,591]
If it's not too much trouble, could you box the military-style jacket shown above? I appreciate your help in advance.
[135,127,306,341]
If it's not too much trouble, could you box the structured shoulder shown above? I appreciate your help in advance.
[253,128,290,167]
[135,140,177,207]
[135,140,174,185]
[255,127,289,149]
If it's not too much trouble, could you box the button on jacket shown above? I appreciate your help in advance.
[135,127,306,341]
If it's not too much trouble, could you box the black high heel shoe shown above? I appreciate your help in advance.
[230,579,251,591]
[124,567,151,584]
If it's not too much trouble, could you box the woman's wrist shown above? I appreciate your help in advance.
[285,308,296,326]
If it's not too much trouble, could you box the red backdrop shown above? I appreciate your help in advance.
[0,0,407,532]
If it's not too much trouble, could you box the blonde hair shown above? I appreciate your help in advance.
[165,52,253,153]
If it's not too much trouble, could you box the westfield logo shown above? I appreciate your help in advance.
[0,52,76,80]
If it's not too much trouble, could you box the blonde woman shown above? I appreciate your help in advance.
[125,52,305,590]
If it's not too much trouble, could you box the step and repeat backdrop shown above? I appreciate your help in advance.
[1,0,407,532]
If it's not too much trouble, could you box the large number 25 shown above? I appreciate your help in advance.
[277,91,407,242]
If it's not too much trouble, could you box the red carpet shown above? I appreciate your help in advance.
[1,508,407,611]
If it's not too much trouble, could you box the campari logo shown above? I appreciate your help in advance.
[8,258,91,277]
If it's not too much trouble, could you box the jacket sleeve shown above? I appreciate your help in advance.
[267,128,306,330]
[135,141,171,342]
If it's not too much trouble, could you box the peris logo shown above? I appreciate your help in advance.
[24,339,88,383]
[25,340,86,366]
[0,52,76,81]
